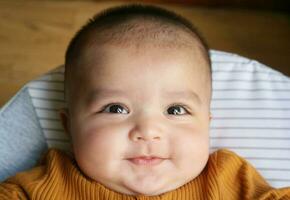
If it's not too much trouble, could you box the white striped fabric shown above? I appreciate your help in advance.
[26,50,290,188]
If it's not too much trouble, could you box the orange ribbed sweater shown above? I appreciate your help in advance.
[0,149,289,200]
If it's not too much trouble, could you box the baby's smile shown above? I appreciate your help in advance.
[126,155,168,166]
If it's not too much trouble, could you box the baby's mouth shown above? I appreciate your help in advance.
[126,156,167,166]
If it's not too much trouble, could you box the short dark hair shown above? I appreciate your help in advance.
[65,4,211,66]
[64,3,212,105]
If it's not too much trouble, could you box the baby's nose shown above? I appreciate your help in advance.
[129,117,163,142]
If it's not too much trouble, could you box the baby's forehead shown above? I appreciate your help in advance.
[80,31,207,66]
[77,42,207,80]
[73,39,210,93]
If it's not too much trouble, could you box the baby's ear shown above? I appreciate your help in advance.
[59,108,71,137]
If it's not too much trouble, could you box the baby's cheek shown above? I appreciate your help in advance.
[73,128,123,180]
[76,125,126,163]
[170,126,208,160]
[77,126,114,153]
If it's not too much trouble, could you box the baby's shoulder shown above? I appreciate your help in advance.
[208,148,250,171]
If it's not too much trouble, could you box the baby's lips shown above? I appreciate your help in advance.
[126,156,166,166]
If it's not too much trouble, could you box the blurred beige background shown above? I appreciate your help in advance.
[0,0,289,107]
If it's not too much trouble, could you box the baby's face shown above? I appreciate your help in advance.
[66,43,211,196]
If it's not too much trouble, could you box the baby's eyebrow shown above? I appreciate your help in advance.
[163,90,201,105]
[86,88,201,106]
[86,88,127,105]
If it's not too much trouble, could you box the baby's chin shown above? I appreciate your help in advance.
[118,174,191,196]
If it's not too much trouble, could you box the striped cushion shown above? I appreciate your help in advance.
[26,50,290,187]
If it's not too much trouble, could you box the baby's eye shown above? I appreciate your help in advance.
[101,103,129,114]
[167,105,189,115]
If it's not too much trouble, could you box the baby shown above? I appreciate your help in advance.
[1,3,290,200]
